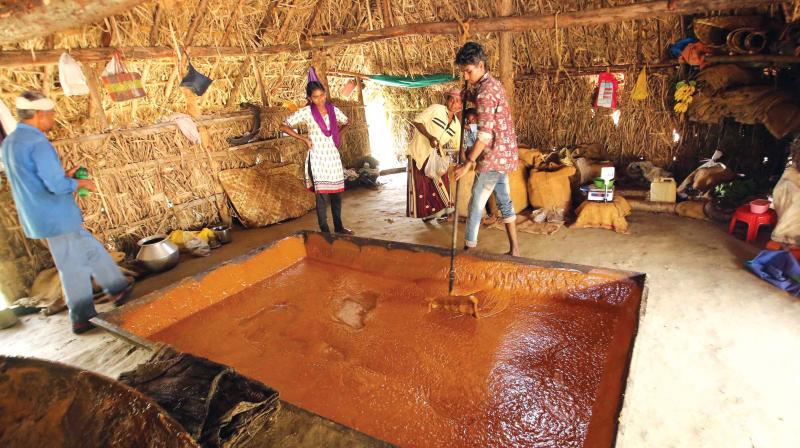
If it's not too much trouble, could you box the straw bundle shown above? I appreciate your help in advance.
[696,64,757,93]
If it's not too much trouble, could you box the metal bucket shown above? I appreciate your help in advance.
[211,226,232,244]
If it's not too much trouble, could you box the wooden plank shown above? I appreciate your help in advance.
[0,0,150,45]
[0,0,779,67]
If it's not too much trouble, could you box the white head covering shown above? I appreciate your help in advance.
[15,96,55,111]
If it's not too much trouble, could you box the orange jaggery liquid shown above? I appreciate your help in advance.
[151,258,628,448]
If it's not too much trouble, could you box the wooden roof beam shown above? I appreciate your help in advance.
[0,0,150,45]
[0,0,779,68]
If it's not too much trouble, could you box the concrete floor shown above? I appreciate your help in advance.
[1,173,799,447]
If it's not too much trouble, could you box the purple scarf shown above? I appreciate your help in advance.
[310,102,341,148]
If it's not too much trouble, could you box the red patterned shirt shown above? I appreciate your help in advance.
[470,72,518,173]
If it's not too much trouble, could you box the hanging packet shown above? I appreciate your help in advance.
[58,53,90,96]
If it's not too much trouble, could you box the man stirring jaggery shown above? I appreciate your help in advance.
[453,42,520,256]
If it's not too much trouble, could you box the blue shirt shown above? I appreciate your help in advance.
[1,123,82,239]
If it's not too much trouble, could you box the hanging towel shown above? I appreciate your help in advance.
[58,53,90,96]
[162,113,201,145]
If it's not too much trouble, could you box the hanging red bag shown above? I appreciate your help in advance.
[100,50,146,102]
[594,72,619,109]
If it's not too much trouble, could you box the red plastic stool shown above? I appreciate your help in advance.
[728,205,777,243]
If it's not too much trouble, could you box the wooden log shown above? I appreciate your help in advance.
[220,0,248,45]
[150,4,163,46]
[226,61,250,109]
[251,57,270,107]
[0,0,150,45]
[627,198,678,214]
[498,0,514,115]
[40,35,55,96]
[0,0,778,68]
[517,61,679,79]
[84,64,109,131]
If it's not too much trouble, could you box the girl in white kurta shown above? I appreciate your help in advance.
[280,81,353,234]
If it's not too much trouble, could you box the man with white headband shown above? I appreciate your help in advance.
[1,91,132,334]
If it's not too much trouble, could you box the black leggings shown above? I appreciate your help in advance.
[315,193,343,233]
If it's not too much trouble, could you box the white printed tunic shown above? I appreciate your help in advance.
[284,105,349,194]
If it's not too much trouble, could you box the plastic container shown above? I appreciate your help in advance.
[593,177,614,188]
[749,199,770,214]
[73,166,90,198]
[649,178,676,203]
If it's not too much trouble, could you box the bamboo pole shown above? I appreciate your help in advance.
[498,0,514,114]
[0,0,779,68]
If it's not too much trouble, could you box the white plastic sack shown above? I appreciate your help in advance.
[424,148,449,179]
[101,55,122,76]
[58,53,90,96]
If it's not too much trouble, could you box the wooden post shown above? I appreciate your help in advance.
[313,51,331,94]
[226,60,248,108]
[357,78,366,107]
[498,0,514,115]
[84,64,109,131]
[150,4,163,46]
[41,35,55,96]
[251,57,270,107]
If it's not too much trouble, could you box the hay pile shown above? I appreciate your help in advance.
[690,86,800,138]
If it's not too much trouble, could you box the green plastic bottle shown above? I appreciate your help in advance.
[73,166,90,198]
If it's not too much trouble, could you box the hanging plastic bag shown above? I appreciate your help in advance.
[100,51,146,102]
[58,53,90,96]
[631,67,649,101]
[424,147,449,179]
[594,72,619,109]
[180,54,213,96]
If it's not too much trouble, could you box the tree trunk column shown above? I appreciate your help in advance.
[499,0,515,115]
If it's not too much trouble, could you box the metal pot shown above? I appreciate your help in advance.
[136,235,180,273]
[212,225,232,244]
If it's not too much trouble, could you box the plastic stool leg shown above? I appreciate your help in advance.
[729,218,738,235]
[746,222,758,243]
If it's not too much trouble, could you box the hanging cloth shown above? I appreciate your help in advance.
[310,102,341,148]
[161,113,201,145]
[58,53,90,96]
[367,74,458,88]
[308,67,320,84]
[631,67,649,101]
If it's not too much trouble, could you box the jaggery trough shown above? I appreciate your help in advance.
[96,232,646,447]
